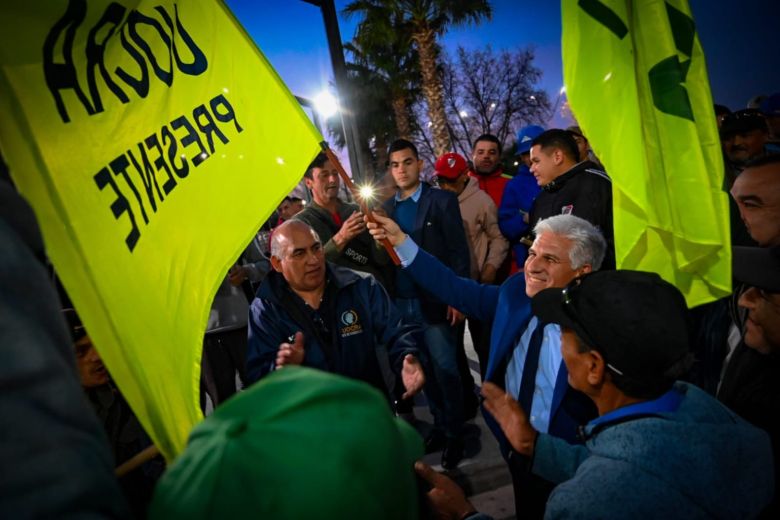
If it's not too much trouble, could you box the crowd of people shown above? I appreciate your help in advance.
[2,91,780,519]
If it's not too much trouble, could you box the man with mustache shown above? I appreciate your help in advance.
[245,220,425,405]
[294,152,394,291]
[469,133,512,209]
[721,109,778,189]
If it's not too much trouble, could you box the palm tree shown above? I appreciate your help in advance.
[344,0,492,156]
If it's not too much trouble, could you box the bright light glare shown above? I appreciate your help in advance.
[560,86,567,95]
[359,185,375,200]
[276,157,285,165]
[459,110,468,118]
[314,91,339,119]
[603,72,613,82]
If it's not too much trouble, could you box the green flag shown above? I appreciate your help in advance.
[561,0,730,307]
[0,1,321,460]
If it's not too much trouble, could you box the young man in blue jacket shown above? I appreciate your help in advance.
[382,139,471,469]
[245,220,425,404]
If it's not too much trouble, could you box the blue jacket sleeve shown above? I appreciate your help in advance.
[404,247,500,322]
[246,298,290,384]
[441,191,471,278]
[498,178,530,241]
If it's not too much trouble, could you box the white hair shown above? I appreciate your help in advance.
[533,214,607,270]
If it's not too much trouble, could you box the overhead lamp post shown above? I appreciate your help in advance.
[301,0,368,182]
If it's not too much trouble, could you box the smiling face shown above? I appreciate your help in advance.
[738,286,780,354]
[472,139,500,174]
[75,335,110,388]
[271,223,326,294]
[524,232,591,297]
[306,159,340,206]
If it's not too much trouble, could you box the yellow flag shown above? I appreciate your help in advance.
[0,0,321,460]
[562,0,730,307]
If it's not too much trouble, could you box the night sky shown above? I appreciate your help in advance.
[225,0,779,129]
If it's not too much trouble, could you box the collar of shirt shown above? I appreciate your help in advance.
[394,182,422,203]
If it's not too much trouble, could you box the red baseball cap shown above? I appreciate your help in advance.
[434,152,468,179]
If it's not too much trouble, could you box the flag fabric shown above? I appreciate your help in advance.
[561,0,730,307]
[0,0,321,460]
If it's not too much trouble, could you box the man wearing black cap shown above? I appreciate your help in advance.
[483,270,774,518]
[718,246,780,517]
[720,108,779,189]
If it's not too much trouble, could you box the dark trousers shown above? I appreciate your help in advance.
[508,453,555,519]
[200,326,247,410]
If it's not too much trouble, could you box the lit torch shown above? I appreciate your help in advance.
[319,142,401,265]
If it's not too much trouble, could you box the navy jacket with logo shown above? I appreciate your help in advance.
[245,263,420,397]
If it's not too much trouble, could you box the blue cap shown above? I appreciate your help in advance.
[516,125,545,154]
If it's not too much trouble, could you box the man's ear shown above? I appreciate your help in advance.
[552,148,565,165]
[586,349,606,386]
[578,263,593,277]
[304,177,313,190]
[270,256,283,273]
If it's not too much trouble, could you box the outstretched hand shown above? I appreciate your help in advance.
[481,382,538,456]
[401,354,425,399]
[276,331,305,368]
[365,212,406,247]
[414,461,477,519]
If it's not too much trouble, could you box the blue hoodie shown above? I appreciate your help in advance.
[532,382,774,519]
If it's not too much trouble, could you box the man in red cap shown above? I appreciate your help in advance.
[435,151,508,417]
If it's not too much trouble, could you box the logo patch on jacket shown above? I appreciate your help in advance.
[340,309,363,337]
[561,204,574,215]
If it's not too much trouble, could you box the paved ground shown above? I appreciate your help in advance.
[410,328,517,519]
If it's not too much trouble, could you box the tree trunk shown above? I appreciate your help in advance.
[374,133,389,178]
[414,27,451,156]
[391,94,412,139]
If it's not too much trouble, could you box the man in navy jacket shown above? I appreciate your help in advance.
[245,220,425,404]
[368,212,604,519]
[382,139,471,469]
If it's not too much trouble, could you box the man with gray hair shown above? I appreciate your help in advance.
[367,213,606,519]
[245,220,425,404]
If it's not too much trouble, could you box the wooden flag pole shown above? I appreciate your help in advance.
[319,142,401,266]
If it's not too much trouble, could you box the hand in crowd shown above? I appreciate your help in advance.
[276,331,305,368]
[333,211,366,249]
[366,212,407,246]
[414,461,477,520]
[227,265,248,286]
[481,382,538,456]
[479,264,497,285]
[401,354,425,399]
[447,306,465,326]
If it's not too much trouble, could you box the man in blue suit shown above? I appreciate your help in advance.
[368,212,605,518]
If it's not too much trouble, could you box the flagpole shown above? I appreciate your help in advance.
[319,141,401,266]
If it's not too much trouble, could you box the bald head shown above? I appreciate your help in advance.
[270,220,326,294]
[731,157,780,247]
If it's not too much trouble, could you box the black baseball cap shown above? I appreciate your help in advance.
[532,270,691,381]
[720,109,768,138]
[733,246,780,292]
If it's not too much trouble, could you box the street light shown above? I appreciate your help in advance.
[314,90,339,119]
[301,0,368,181]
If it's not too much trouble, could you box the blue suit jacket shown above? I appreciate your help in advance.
[404,247,596,451]
[383,183,470,322]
